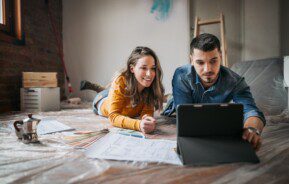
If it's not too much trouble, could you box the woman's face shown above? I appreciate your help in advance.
[130,55,156,92]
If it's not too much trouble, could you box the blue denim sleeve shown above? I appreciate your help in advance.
[172,69,194,109]
[232,79,266,125]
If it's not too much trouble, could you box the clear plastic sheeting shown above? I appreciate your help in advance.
[1,98,289,182]
[231,57,288,116]
[0,110,178,183]
[265,109,289,124]
[0,121,110,183]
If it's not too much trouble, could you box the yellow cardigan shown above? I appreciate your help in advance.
[100,75,154,131]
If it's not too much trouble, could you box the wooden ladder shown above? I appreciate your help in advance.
[194,13,228,67]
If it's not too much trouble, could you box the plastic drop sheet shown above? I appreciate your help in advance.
[231,57,287,116]
[0,120,109,183]
[2,110,289,183]
[0,110,179,183]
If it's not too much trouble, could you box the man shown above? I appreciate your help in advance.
[163,33,265,150]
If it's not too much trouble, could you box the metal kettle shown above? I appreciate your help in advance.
[13,114,41,143]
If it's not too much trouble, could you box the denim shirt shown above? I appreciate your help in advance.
[162,64,266,125]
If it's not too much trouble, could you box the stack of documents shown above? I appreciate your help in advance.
[85,133,182,165]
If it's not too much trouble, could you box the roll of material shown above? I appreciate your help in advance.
[284,56,289,87]
[284,56,289,110]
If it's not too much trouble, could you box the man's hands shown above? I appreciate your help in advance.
[140,115,156,134]
[140,115,265,150]
[243,117,264,151]
[242,128,262,150]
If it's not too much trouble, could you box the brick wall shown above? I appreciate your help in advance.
[0,0,64,113]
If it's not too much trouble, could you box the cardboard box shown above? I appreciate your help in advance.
[22,72,57,88]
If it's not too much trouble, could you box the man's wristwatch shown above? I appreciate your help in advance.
[247,127,261,135]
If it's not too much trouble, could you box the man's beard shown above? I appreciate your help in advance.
[202,72,215,83]
[204,77,214,83]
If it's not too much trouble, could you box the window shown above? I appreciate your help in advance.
[0,0,3,24]
[0,0,24,44]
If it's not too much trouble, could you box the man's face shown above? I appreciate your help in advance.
[190,48,221,88]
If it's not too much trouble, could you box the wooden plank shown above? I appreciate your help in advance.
[22,72,57,88]
[198,19,220,26]
[194,17,200,38]
[23,81,57,88]
[23,72,57,80]
[220,13,227,66]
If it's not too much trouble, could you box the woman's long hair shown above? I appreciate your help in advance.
[120,46,164,110]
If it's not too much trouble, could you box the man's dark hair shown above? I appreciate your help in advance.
[190,33,221,54]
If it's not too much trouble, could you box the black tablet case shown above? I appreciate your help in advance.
[176,104,260,166]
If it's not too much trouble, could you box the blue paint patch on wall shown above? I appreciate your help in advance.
[150,0,172,21]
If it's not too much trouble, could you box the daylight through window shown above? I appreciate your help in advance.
[0,0,3,24]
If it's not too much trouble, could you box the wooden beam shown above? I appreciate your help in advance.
[14,0,22,40]
[194,17,199,38]
[198,19,220,26]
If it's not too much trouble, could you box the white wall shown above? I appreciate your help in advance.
[190,0,282,64]
[63,0,190,100]
[281,0,289,56]
[243,0,280,60]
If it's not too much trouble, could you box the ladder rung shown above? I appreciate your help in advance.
[198,19,221,26]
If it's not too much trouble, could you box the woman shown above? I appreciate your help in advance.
[91,46,164,134]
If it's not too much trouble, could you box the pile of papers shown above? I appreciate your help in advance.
[85,133,182,165]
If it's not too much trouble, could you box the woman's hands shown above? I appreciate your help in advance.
[140,114,156,134]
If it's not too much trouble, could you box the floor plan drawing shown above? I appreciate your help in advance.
[85,133,182,165]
